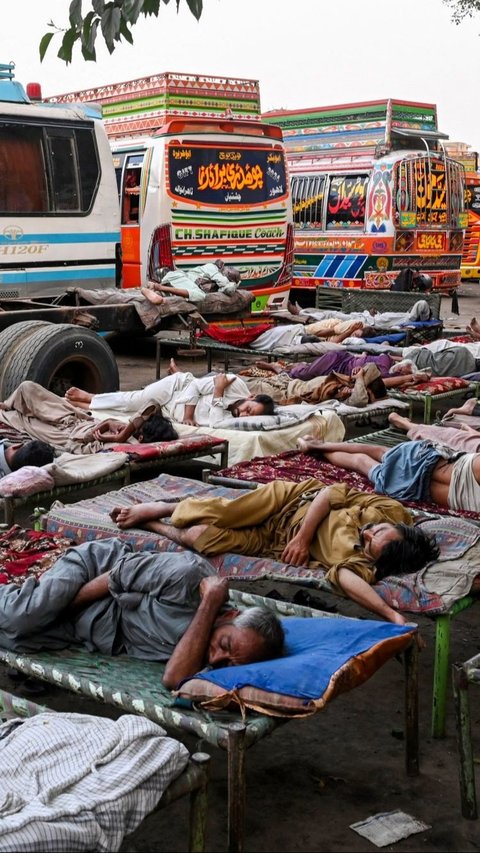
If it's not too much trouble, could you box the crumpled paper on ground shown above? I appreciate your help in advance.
[350,809,431,847]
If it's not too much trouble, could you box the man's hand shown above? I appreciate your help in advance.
[213,373,236,394]
[281,534,310,567]
[90,418,130,443]
[199,576,229,606]
[182,403,197,427]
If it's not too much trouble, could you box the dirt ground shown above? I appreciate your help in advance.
[1,285,480,852]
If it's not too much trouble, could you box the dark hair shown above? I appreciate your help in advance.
[230,395,276,417]
[368,376,387,400]
[140,412,179,443]
[225,266,241,283]
[10,440,55,470]
[414,274,433,293]
[253,394,276,415]
[300,333,323,344]
[374,522,440,580]
[232,607,285,660]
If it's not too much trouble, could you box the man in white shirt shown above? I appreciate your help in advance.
[65,363,275,429]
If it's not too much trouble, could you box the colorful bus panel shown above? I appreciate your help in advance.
[461,173,480,280]
[111,118,294,293]
[289,151,465,295]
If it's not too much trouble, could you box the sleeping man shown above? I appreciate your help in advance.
[109,479,439,626]
[297,436,480,514]
[0,539,284,689]
[65,365,275,428]
[0,380,178,454]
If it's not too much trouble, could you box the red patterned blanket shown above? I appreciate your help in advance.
[218,450,480,521]
[0,526,71,585]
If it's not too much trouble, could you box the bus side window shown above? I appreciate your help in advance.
[122,168,141,224]
[0,126,48,214]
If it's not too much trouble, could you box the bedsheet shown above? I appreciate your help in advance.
[91,408,345,466]
[42,472,477,616]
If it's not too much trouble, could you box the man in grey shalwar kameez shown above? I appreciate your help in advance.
[0,539,284,688]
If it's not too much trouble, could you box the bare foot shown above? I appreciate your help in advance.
[167,358,180,375]
[256,360,282,374]
[141,287,165,305]
[65,386,93,404]
[388,412,413,431]
[445,398,479,418]
[287,300,301,316]
[297,436,325,454]
[110,500,178,529]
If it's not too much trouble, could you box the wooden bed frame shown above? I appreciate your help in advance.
[0,590,419,853]
[0,437,229,525]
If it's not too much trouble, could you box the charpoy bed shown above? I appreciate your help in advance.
[0,421,228,524]
[0,589,418,853]
[39,471,479,741]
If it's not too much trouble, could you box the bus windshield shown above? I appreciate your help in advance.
[167,144,288,206]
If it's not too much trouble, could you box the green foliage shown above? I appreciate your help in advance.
[444,0,480,23]
[40,0,203,63]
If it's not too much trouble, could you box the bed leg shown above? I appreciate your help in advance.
[452,662,478,819]
[404,639,419,776]
[432,614,450,738]
[189,752,211,852]
[227,722,247,853]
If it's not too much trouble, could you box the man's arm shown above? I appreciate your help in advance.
[281,487,333,566]
[91,403,159,443]
[336,567,407,625]
[183,404,197,426]
[65,573,111,615]
[162,577,229,689]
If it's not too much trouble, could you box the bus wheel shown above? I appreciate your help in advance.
[0,321,52,398]
[0,324,119,398]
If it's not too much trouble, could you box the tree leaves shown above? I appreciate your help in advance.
[443,0,480,23]
[40,0,204,63]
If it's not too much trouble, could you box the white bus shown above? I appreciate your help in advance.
[111,117,293,304]
[0,62,120,299]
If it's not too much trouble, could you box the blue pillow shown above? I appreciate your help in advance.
[178,617,415,709]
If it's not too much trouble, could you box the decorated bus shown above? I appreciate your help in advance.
[462,171,480,280]
[48,73,293,308]
[263,99,466,299]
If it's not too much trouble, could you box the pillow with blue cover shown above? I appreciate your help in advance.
[176,616,417,718]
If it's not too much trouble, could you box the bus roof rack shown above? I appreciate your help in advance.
[0,61,30,104]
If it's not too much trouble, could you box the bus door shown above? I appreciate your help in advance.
[116,151,144,287]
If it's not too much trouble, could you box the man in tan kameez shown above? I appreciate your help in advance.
[0,381,175,454]
[110,478,439,627]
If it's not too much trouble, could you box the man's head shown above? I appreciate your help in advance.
[359,521,439,580]
[6,440,55,471]
[389,359,416,376]
[225,266,241,284]
[137,412,179,443]
[413,272,433,293]
[207,607,285,668]
[366,376,387,402]
[229,394,276,418]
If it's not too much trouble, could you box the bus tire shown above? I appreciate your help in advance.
[1,324,119,398]
[0,321,52,398]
